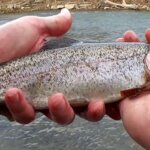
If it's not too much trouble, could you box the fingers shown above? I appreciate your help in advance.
[44,8,72,36]
[45,95,105,124]
[145,28,150,44]
[116,31,140,42]
[5,88,35,124]
[116,29,150,43]
[123,31,140,42]
[3,89,105,124]
[47,93,75,125]
[4,89,118,124]
[77,100,105,122]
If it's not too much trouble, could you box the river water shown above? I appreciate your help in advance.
[0,10,149,150]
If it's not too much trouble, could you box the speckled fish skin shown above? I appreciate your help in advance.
[0,42,150,110]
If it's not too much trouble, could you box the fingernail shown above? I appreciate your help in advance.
[145,29,150,43]
[145,28,150,34]
[124,30,135,36]
[6,91,20,105]
[58,95,68,111]
[50,94,67,112]
[61,8,69,14]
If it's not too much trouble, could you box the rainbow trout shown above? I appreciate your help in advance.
[0,38,150,112]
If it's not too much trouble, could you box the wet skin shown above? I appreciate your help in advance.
[1,9,150,149]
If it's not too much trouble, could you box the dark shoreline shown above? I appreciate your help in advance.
[0,1,150,15]
[0,7,150,15]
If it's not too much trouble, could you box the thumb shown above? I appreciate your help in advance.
[43,8,72,36]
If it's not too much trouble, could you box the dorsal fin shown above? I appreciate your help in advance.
[41,36,82,50]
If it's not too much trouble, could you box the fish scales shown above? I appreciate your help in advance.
[0,42,150,110]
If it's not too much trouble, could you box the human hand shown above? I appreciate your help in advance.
[0,8,77,124]
[45,29,150,150]
[0,8,105,125]
[3,9,150,149]
[76,30,150,149]
[64,30,150,149]
[115,30,150,149]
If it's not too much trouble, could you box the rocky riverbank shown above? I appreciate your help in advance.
[0,0,150,14]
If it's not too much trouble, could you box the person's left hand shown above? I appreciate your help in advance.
[1,9,104,124]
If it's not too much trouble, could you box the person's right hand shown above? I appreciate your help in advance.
[115,30,150,149]
[44,30,150,149]
[75,30,150,149]
[47,30,150,149]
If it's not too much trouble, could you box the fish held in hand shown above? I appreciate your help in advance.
[0,40,150,111]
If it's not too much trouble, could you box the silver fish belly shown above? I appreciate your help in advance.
[0,42,150,110]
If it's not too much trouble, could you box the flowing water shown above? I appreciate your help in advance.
[0,10,150,150]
